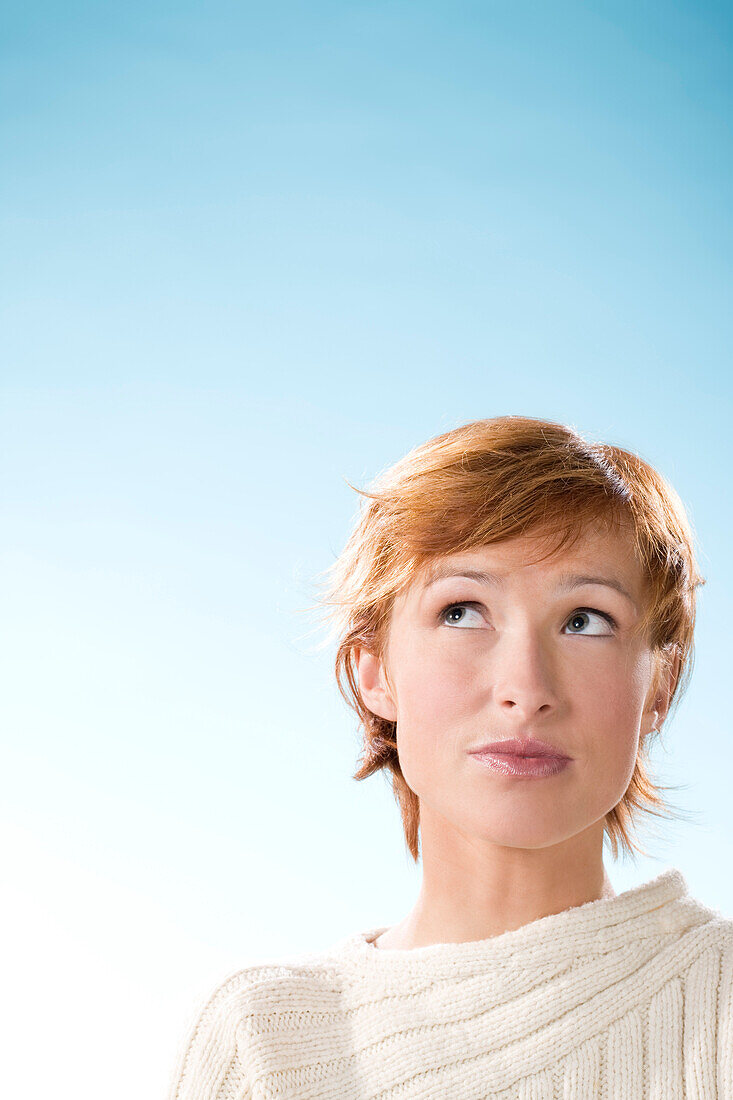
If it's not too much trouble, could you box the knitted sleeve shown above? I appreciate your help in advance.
[719,929,733,1092]
[166,974,252,1100]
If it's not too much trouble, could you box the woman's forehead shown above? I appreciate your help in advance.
[405,522,645,602]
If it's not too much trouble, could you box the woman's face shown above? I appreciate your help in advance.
[358,522,670,851]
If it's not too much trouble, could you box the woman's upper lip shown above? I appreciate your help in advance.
[469,738,572,759]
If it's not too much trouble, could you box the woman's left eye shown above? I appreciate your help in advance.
[439,602,485,627]
[563,609,616,636]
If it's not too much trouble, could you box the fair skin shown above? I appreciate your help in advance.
[356,521,677,949]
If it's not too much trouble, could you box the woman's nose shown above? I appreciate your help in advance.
[490,630,559,718]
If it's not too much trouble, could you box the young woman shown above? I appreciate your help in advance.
[168,416,733,1099]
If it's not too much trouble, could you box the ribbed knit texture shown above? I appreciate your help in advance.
[167,868,733,1099]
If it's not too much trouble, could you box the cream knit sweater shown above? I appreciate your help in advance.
[167,868,733,1099]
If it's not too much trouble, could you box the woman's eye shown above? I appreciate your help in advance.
[440,603,485,628]
[563,609,615,636]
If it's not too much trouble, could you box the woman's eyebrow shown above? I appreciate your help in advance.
[421,567,636,608]
[422,567,500,589]
[556,573,636,608]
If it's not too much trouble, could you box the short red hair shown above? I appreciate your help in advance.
[314,416,705,862]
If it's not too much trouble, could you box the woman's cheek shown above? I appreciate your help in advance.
[586,673,647,772]
[396,637,468,710]
[579,645,640,703]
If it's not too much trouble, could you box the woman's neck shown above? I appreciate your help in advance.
[373,821,614,951]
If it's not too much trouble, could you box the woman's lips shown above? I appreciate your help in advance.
[468,738,572,779]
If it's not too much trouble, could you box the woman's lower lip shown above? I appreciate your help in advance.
[470,752,571,778]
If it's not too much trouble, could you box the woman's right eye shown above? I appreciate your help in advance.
[439,602,486,627]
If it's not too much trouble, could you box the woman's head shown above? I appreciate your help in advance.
[316,416,705,862]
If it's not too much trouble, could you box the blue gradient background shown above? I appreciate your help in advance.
[2,3,731,1097]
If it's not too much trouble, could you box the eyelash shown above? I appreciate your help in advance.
[438,602,618,632]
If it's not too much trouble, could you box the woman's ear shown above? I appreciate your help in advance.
[355,646,398,722]
[641,649,681,736]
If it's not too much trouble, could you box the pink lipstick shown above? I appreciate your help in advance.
[468,738,571,779]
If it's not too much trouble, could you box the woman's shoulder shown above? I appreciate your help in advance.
[167,943,355,1100]
[682,893,733,958]
[185,938,362,1028]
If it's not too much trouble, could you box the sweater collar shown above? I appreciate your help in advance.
[329,867,709,969]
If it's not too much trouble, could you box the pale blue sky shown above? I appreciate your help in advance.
[2,3,732,1097]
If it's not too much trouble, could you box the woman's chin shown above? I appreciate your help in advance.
[464,816,582,851]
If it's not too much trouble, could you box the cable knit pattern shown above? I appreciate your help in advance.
[167,868,733,1099]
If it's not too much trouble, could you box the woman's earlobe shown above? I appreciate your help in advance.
[644,649,679,734]
[640,709,658,740]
